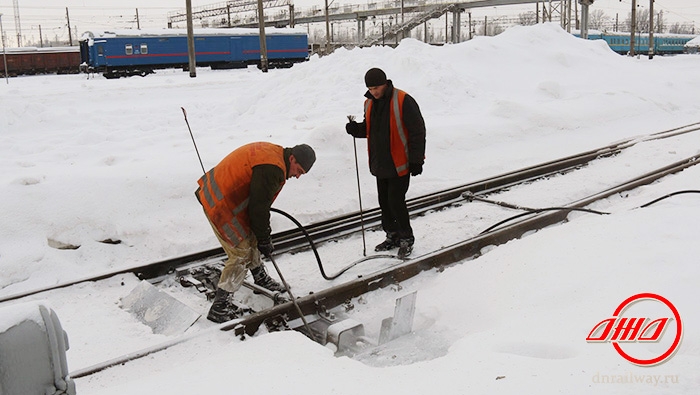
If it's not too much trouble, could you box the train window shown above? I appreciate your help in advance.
[97,46,104,56]
[125,44,133,55]
[141,44,148,55]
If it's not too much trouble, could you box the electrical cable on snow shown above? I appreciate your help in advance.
[271,208,398,281]
[638,190,700,208]
[467,190,700,235]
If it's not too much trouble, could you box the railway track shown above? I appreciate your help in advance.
[59,122,700,378]
[3,121,698,306]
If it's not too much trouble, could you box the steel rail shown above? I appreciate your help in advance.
[225,153,700,337]
[69,153,700,378]
[1,122,698,304]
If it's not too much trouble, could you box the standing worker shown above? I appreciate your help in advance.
[195,141,316,323]
[346,67,426,259]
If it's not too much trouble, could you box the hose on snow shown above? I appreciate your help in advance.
[464,190,700,235]
[271,208,396,281]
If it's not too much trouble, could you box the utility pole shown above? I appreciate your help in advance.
[186,0,196,77]
[136,8,140,30]
[256,0,268,72]
[39,24,43,47]
[324,0,331,55]
[13,0,21,47]
[468,11,472,40]
[629,0,636,56]
[578,0,594,39]
[400,0,404,41]
[1,13,8,83]
[66,7,72,46]
[648,0,654,59]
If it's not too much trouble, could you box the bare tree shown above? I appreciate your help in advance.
[655,10,666,33]
[669,22,695,34]
[483,22,504,36]
[518,11,537,26]
[588,9,609,30]
[625,9,650,33]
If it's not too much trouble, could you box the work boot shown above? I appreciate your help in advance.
[207,288,243,323]
[374,232,399,252]
[397,238,414,259]
[251,265,286,293]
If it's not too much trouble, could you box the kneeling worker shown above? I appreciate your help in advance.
[195,142,316,323]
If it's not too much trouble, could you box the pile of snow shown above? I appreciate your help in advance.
[1,23,699,394]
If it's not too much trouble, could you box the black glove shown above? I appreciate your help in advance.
[346,120,359,135]
[409,162,423,176]
[257,238,274,258]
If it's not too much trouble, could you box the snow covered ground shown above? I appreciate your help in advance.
[1,23,699,394]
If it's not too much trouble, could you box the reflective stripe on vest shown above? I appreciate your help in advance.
[196,143,286,246]
[199,168,224,209]
[364,88,409,176]
[197,170,251,243]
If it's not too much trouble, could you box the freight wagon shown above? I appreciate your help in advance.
[0,47,80,77]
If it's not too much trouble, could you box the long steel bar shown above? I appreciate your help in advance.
[226,153,700,336]
[1,123,698,304]
[69,153,700,378]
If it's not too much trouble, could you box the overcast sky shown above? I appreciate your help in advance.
[0,0,698,46]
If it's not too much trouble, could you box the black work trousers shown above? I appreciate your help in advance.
[376,175,413,240]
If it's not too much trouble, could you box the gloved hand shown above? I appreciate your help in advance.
[346,115,358,136]
[257,238,274,258]
[346,120,359,135]
[409,162,423,176]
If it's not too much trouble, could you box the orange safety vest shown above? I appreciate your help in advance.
[196,142,286,246]
[364,88,410,177]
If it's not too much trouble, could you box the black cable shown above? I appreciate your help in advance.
[479,207,609,234]
[477,190,700,234]
[271,208,396,281]
[638,190,700,208]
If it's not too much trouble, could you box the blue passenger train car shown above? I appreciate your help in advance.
[79,28,309,78]
[575,30,696,55]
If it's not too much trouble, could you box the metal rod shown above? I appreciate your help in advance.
[181,107,206,175]
[348,115,367,256]
[267,254,318,342]
[352,138,367,256]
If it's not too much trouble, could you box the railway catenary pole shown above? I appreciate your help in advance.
[256,0,269,72]
[648,0,654,59]
[324,0,331,55]
[0,14,8,84]
[186,0,197,78]
[66,8,72,46]
[578,0,593,39]
[630,0,637,56]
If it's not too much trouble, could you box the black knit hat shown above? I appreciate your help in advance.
[291,144,316,172]
[364,68,387,87]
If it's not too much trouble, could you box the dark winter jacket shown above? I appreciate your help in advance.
[248,148,294,241]
[347,80,426,178]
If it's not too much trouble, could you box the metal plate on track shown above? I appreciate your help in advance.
[120,280,201,336]
[379,291,417,345]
